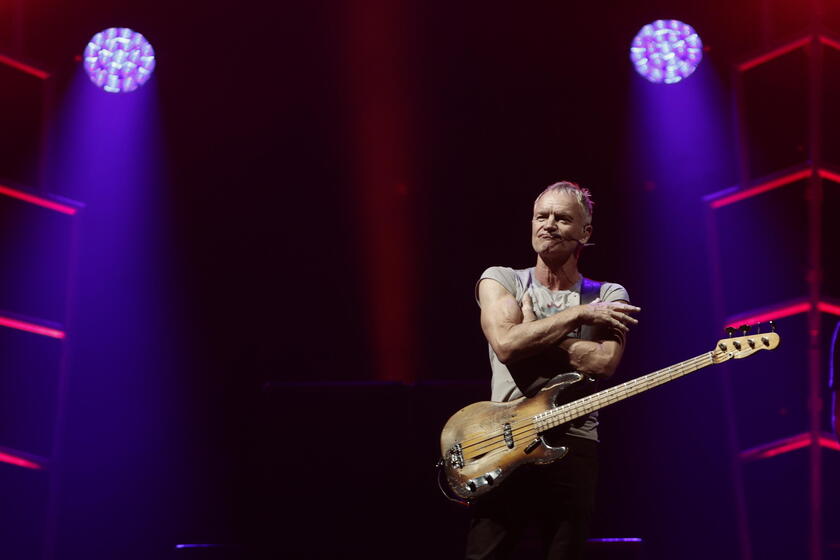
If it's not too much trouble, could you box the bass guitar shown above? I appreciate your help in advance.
[439,329,780,501]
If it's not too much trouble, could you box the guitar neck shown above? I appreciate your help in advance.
[535,352,716,431]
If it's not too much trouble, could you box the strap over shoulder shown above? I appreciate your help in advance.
[579,277,602,305]
[578,278,602,341]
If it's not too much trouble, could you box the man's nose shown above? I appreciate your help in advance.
[544,215,557,229]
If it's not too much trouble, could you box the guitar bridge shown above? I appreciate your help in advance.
[448,443,464,469]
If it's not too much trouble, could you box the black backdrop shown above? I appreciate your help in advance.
[1,1,839,558]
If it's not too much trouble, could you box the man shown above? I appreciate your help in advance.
[466,181,640,560]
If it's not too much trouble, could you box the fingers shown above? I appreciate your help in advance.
[584,301,641,332]
[610,306,640,329]
[615,303,641,314]
[601,301,640,314]
[606,314,631,333]
[521,293,537,322]
[613,308,639,326]
[599,302,641,317]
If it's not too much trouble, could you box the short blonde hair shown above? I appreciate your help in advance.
[534,181,594,224]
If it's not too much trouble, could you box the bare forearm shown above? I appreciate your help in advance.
[558,338,623,377]
[491,308,581,363]
[479,279,638,366]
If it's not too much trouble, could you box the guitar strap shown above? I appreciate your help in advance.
[576,277,602,342]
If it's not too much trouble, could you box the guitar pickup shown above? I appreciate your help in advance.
[503,423,514,449]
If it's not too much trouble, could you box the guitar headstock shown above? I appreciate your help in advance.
[712,324,780,364]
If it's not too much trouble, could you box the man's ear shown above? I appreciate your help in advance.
[581,224,593,244]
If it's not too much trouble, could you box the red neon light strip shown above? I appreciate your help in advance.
[0,450,44,470]
[736,34,840,72]
[0,53,50,80]
[818,168,840,184]
[819,435,840,452]
[710,169,811,208]
[738,36,811,71]
[817,301,840,317]
[724,301,811,328]
[0,315,65,339]
[741,433,840,461]
[741,433,809,460]
[725,300,840,328]
[0,184,78,215]
[819,35,840,52]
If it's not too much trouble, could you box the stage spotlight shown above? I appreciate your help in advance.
[630,20,702,84]
[83,28,155,93]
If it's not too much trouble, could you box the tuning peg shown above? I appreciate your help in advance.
[740,324,750,336]
[726,327,736,337]
[769,320,776,333]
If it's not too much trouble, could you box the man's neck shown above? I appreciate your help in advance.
[534,255,581,291]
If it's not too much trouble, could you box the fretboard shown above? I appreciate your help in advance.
[533,351,716,432]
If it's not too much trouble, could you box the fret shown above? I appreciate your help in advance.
[536,352,715,426]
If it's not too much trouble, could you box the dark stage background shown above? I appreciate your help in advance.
[1,1,840,559]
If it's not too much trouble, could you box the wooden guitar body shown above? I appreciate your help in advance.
[440,372,586,501]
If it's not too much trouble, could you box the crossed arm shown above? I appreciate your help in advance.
[477,278,640,378]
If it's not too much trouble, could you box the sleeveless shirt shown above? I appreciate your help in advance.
[477,266,630,441]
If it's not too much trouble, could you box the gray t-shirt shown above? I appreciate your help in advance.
[477,266,630,441]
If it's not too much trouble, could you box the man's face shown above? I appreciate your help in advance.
[530,191,592,257]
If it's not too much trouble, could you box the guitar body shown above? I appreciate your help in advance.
[440,372,588,501]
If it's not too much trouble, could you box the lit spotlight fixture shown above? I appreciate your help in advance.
[83,28,155,93]
[630,20,702,84]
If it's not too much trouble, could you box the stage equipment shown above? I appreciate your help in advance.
[83,27,156,93]
[831,320,840,437]
[703,29,840,560]
[629,19,703,84]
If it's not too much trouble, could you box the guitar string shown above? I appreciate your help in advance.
[465,352,716,457]
[460,352,715,459]
[459,352,717,460]
[522,352,715,437]
[460,352,717,459]
[459,354,707,457]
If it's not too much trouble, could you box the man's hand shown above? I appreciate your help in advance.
[561,298,639,377]
[575,298,640,333]
[521,293,537,323]
[479,280,582,364]
[519,292,637,377]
